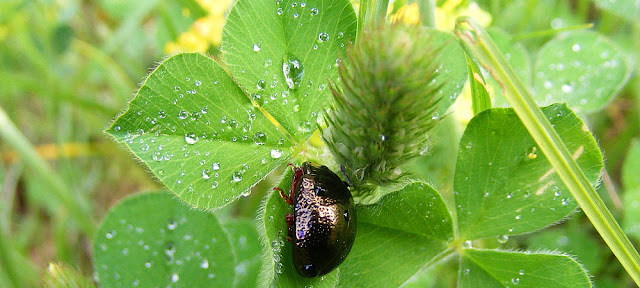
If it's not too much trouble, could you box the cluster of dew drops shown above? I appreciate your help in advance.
[98,216,220,286]
[537,38,622,107]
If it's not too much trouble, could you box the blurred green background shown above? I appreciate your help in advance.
[0,0,639,287]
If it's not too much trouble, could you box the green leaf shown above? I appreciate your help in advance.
[533,31,630,113]
[459,249,591,288]
[258,168,339,288]
[224,219,263,288]
[93,192,236,287]
[593,0,640,25]
[338,182,453,287]
[455,104,603,240]
[430,29,468,116]
[527,223,605,274]
[106,53,291,210]
[465,53,491,115]
[221,0,357,142]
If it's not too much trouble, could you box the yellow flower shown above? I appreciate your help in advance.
[435,0,491,31]
[389,3,421,25]
[164,0,233,54]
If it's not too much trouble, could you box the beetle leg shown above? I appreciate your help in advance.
[274,187,293,205]
[290,164,303,201]
[285,213,294,242]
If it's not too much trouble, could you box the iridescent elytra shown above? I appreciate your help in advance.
[274,162,357,278]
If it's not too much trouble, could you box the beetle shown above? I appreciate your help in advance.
[273,162,357,278]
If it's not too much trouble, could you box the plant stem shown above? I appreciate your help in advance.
[455,17,640,286]
[0,106,95,235]
[357,0,390,39]
[412,0,436,27]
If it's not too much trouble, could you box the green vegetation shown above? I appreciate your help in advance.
[1,0,640,287]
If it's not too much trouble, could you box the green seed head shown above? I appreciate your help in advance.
[323,24,444,197]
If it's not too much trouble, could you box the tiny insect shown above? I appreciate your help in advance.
[274,162,357,278]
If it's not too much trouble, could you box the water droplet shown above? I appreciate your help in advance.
[270,149,283,159]
[519,269,525,275]
[283,56,304,89]
[318,32,329,42]
[310,7,319,16]
[257,80,266,90]
[194,80,202,86]
[141,144,149,152]
[497,235,509,243]
[253,43,261,52]
[212,162,220,171]
[145,261,152,268]
[202,169,211,180]
[561,84,573,93]
[233,171,243,182]
[106,230,116,239]
[185,132,198,144]
[167,220,177,230]
[276,7,283,15]
[253,132,267,145]
[511,277,520,285]
[178,111,188,120]
[171,273,179,283]
[200,259,209,269]
[211,181,219,189]
[572,43,581,52]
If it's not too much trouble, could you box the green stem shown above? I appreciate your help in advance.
[511,23,594,41]
[357,0,390,39]
[455,17,640,285]
[412,0,436,27]
[0,106,95,235]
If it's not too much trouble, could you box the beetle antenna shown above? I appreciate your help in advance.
[340,165,353,187]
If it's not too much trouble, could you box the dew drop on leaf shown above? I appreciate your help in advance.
[318,32,329,42]
[253,43,261,52]
[184,132,198,144]
[283,56,304,89]
[310,7,319,16]
[497,235,509,243]
[270,149,283,159]
[212,162,221,171]
[232,171,243,182]
[253,132,267,145]
[167,220,177,231]
[202,169,211,180]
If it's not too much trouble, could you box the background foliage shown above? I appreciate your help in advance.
[1,0,639,287]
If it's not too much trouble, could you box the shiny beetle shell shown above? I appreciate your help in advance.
[279,162,357,278]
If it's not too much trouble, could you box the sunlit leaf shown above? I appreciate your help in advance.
[459,249,591,288]
[93,192,236,287]
[455,104,603,240]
